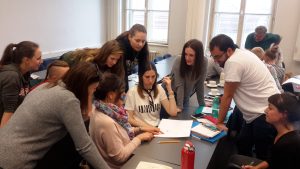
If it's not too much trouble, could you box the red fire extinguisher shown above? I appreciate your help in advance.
[181,140,195,169]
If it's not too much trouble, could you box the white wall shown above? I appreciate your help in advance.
[0,0,107,59]
[273,0,300,74]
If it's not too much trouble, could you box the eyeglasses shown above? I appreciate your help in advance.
[148,94,154,108]
[211,52,225,60]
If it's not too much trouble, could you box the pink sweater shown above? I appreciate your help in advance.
[89,110,141,169]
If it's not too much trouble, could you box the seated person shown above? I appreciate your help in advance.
[125,62,177,127]
[269,35,284,68]
[241,92,300,169]
[206,57,223,79]
[251,47,264,61]
[90,73,158,169]
[263,49,285,87]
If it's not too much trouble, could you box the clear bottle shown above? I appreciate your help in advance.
[212,96,220,118]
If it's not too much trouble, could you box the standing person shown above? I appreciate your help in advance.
[171,39,207,112]
[116,24,149,91]
[241,92,300,169]
[245,26,280,50]
[209,34,279,160]
[90,73,158,169]
[0,62,110,169]
[0,41,43,127]
[93,40,125,79]
[125,62,177,127]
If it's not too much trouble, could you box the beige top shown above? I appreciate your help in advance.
[89,109,141,169]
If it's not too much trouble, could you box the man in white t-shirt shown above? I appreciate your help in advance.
[209,34,280,160]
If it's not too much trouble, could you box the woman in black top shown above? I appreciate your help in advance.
[116,24,149,91]
[242,92,300,169]
[0,41,42,127]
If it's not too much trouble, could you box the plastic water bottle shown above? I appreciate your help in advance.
[212,96,220,118]
[181,141,195,169]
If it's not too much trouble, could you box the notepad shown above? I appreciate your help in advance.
[191,123,221,138]
[136,161,173,169]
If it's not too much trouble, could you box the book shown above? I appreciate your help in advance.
[191,121,227,144]
[191,123,220,138]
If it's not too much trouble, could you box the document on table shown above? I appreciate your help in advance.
[136,161,173,169]
[155,119,193,138]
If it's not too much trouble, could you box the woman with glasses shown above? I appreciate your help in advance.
[235,92,300,169]
[90,73,158,169]
[0,62,110,169]
[171,39,207,112]
[125,62,177,127]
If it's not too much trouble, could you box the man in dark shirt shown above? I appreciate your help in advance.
[245,26,280,50]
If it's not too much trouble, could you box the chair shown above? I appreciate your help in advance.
[163,54,172,59]
[154,56,164,64]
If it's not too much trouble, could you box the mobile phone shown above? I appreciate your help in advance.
[191,113,204,119]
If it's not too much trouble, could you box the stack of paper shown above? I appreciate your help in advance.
[136,161,173,169]
[191,123,220,138]
[155,119,193,138]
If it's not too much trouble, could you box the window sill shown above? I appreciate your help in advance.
[148,43,168,47]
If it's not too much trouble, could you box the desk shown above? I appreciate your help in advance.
[122,155,180,169]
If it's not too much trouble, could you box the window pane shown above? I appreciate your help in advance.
[127,0,145,10]
[245,0,273,14]
[241,14,270,48]
[147,11,169,43]
[126,11,145,30]
[148,0,169,11]
[213,14,239,43]
[215,0,241,13]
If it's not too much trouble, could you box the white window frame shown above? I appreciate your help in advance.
[122,0,170,45]
[207,0,278,48]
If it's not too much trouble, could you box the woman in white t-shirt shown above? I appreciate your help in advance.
[125,62,177,127]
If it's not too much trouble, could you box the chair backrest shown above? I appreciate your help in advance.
[154,56,164,64]
[163,54,172,59]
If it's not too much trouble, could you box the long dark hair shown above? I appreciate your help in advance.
[180,39,204,80]
[94,73,125,103]
[62,62,101,114]
[268,92,300,123]
[0,41,39,67]
[93,40,125,79]
[137,62,158,99]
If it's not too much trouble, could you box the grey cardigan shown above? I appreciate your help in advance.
[171,56,207,109]
[0,83,110,169]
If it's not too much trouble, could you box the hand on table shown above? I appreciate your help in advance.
[216,123,228,131]
[141,126,162,135]
[136,132,154,142]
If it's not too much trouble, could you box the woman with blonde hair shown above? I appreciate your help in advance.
[94,40,124,79]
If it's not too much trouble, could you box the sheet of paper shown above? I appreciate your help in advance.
[136,161,173,169]
[155,119,193,138]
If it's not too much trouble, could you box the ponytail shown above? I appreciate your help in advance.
[0,43,17,66]
[0,41,39,67]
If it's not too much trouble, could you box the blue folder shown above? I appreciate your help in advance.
[191,121,227,144]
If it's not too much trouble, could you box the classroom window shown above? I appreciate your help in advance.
[209,0,277,48]
[125,0,170,44]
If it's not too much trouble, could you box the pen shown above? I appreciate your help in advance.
[157,139,180,144]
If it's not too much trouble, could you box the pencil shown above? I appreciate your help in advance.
[157,140,180,144]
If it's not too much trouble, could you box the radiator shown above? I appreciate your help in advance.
[149,50,159,61]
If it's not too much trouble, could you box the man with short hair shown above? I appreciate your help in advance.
[245,26,280,50]
[209,34,280,160]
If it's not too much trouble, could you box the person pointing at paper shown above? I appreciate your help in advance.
[209,34,279,161]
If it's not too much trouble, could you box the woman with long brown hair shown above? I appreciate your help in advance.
[0,41,43,126]
[0,62,110,169]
